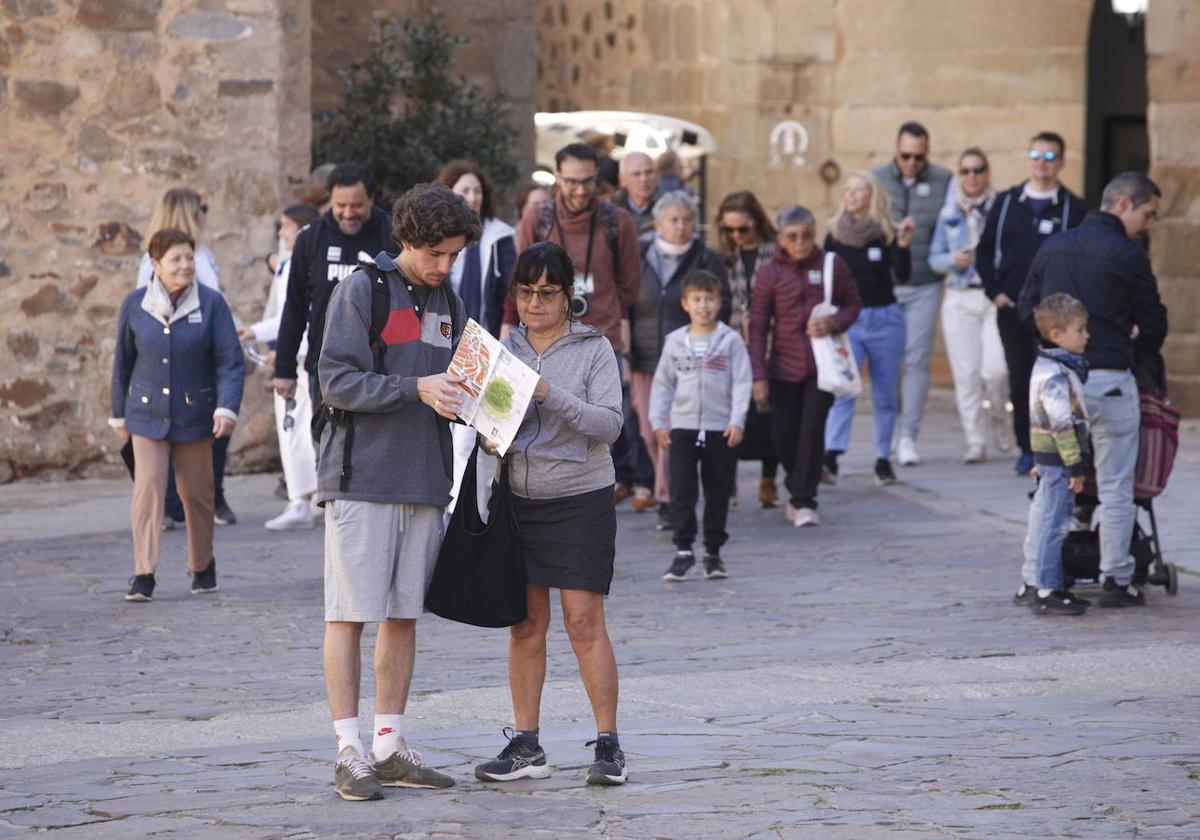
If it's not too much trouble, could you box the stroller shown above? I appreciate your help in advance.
[1062,390,1181,595]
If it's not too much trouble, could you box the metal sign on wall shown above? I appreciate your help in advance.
[769,120,809,168]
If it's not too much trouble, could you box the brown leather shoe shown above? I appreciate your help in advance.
[758,478,779,508]
[613,483,632,505]
[630,491,658,512]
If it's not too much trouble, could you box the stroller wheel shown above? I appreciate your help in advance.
[1166,563,1178,596]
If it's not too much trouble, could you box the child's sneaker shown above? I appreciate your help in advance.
[821,452,839,485]
[1030,589,1088,616]
[662,550,694,582]
[873,458,897,486]
[702,554,728,580]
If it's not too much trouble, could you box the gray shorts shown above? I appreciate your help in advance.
[324,500,444,622]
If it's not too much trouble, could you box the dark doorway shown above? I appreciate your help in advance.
[1085,2,1149,206]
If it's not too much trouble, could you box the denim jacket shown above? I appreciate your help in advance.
[111,279,245,442]
[929,192,995,290]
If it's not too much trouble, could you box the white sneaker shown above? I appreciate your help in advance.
[793,507,820,527]
[897,438,920,466]
[963,445,986,464]
[266,499,314,531]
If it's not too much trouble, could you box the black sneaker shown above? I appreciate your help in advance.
[655,504,671,532]
[214,499,237,526]
[1031,589,1088,616]
[702,554,728,580]
[474,728,551,781]
[125,574,155,602]
[1099,577,1146,608]
[874,458,897,486]
[662,550,694,582]
[190,559,218,595]
[822,451,839,486]
[585,736,628,786]
[1012,582,1035,605]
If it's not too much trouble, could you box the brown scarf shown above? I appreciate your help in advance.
[830,213,884,249]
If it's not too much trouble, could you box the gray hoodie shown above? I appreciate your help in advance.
[503,321,622,500]
[649,322,752,433]
[316,253,465,507]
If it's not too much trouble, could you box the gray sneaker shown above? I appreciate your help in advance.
[372,744,454,789]
[334,746,383,801]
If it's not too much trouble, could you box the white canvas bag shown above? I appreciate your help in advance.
[809,252,862,398]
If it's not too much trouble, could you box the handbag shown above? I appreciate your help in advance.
[1133,391,1181,500]
[809,251,863,398]
[425,443,527,628]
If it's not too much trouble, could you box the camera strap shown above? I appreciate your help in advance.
[553,205,598,293]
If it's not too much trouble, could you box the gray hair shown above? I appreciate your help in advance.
[776,205,816,231]
[1101,172,1161,211]
[652,189,698,221]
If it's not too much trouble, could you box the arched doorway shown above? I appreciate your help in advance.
[1085,1,1149,205]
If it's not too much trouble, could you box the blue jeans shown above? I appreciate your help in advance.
[894,283,942,442]
[824,304,906,459]
[1083,369,1140,585]
[1022,463,1073,590]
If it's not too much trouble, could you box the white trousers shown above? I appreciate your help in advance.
[940,288,1009,449]
[449,423,499,523]
[274,369,318,500]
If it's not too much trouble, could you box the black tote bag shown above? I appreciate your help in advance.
[425,444,527,628]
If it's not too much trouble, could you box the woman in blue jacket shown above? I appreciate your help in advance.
[110,228,245,603]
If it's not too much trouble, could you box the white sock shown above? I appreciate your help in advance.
[1037,588,1053,598]
[372,714,406,759]
[333,717,364,760]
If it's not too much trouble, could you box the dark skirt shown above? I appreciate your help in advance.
[736,398,777,462]
[511,485,616,595]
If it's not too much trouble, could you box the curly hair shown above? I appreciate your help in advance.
[435,159,496,220]
[390,183,482,249]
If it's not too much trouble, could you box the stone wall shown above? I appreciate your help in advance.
[1146,0,1200,412]
[0,0,312,480]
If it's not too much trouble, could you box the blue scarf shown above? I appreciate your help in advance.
[1040,346,1089,384]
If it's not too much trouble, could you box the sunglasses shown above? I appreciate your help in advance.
[780,230,815,242]
[282,397,296,432]
[514,286,565,304]
[959,165,988,176]
[722,224,752,235]
[1028,150,1060,162]
[899,153,927,162]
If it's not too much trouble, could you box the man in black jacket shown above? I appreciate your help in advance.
[978,132,1087,475]
[273,164,394,406]
[1019,171,1167,608]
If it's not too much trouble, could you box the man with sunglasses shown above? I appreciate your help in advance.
[977,132,1087,476]
[871,121,952,467]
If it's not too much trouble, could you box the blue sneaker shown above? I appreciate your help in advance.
[1015,451,1034,476]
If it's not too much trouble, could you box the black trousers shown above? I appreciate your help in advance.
[996,306,1037,454]
[669,429,735,553]
[770,377,834,509]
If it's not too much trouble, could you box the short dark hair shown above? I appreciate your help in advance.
[391,183,481,249]
[326,163,376,197]
[283,203,320,229]
[510,241,575,300]
[1031,131,1066,155]
[147,228,195,261]
[555,142,599,170]
[681,269,721,298]
[959,147,989,168]
[897,121,929,141]
[1100,171,1161,211]
[1034,292,1088,340]
[435,159,496,220]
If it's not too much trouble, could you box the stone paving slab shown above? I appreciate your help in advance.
[1,401,1198,838]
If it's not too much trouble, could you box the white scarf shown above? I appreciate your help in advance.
[654,235,693,258]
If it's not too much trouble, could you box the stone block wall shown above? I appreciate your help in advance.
[1147,0,1200,413]
[0,0,312,480]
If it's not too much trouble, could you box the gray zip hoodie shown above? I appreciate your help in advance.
[649,321,752,433]
[503,321,622,500]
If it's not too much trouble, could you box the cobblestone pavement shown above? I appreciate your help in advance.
[1,400,1198,839]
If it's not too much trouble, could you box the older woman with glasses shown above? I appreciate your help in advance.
[930,147,1011,463]
[716,190,780,507]
[749,206,861,527]
[627,190,728,528]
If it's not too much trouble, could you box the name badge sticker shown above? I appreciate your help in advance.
[916,183,931,197]
[867,247,883,262]
[187,311,203,324]
[327,246,342,262]
[1038,219,1055,235]
[808,270,822,285]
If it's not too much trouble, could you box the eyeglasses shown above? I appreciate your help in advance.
[1028,150,1060,162]
[282,398,296,432]
[559,175,597,190]
[514,286,565,304]
[780,230,815,242]
[721,224,752,235]
[959,165,988,176]
[899,153,927,162]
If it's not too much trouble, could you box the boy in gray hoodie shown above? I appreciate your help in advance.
[651,270,753,581]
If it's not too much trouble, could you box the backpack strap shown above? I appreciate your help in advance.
[600,202,623,280]
[533,200,555,243]
[992,191,1013,271]
[364,264,390,374]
